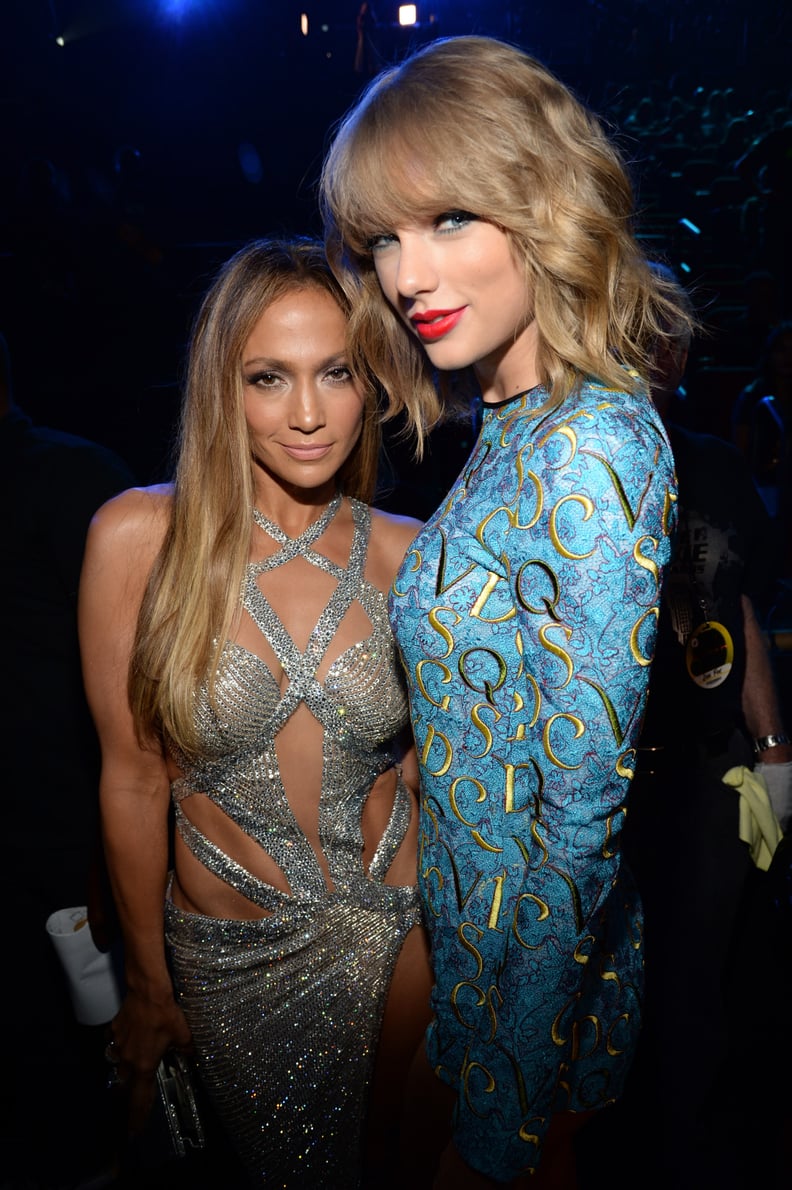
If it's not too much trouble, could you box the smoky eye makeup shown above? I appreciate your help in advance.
[435,210,479,231]
[365,231,398,253]
[244,369,283,389]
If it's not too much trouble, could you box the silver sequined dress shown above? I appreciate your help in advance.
[164,496,420,1187]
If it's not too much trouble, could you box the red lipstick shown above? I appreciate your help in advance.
[410,307,465,342]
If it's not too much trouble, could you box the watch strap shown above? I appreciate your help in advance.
[753,732,791,755]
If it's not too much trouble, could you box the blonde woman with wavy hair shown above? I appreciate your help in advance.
[322,35,691,449]
[321,36,685,1189]
[79,237,431,1187]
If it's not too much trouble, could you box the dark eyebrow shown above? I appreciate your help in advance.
[242,352,350,372]
[242,356,286,371]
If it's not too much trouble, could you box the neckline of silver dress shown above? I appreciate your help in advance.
[252,492,342,547]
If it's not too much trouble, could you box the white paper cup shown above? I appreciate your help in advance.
[45,906,123,1026]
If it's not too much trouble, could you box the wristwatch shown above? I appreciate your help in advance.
[753,732,791,755]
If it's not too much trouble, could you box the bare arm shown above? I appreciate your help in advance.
[741,594,791,762]
[741,593,792,831]
[79,487,191,1127]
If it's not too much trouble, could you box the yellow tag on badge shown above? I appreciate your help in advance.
[685,620,734,688]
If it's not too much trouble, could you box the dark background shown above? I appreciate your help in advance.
[1,0,789,483]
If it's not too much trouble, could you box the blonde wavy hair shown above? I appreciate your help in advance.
[129,237,380,754]
[320,35,694,448]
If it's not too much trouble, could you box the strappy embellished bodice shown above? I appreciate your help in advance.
[169,496,411,913]
[165,496,420,1187]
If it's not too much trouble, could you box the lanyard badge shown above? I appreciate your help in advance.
[685,619,734,689]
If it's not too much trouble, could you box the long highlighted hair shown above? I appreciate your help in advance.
[129,237,380,754]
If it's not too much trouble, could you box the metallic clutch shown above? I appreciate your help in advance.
[155,1050,206,1158]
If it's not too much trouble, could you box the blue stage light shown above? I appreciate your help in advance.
[238,143,264,185]
[158,0,201,18]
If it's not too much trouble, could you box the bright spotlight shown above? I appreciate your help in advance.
[300,12,308,35]
[399,5,417,25]
[55,35,66,46]
[158,0,199,18]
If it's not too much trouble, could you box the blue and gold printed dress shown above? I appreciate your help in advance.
[389,380,676,1181]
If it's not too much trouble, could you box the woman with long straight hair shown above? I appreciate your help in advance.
[79,237,431,1187]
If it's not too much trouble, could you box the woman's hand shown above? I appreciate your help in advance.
[107,987,193,1134]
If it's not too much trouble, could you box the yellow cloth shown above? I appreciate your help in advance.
[722,765,783,871]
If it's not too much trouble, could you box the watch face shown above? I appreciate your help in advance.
[756,734,790,752]
[685,620,734,689]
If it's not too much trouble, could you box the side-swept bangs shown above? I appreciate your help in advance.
[323,75,537,264]
[322,36,696,446]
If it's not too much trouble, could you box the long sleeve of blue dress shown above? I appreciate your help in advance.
[389,379,677,1181]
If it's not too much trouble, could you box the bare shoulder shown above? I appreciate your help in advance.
[370,506,423,555]
[90,482,172,539]
[91,482,172,532]
[366,506,423,588]
[86,483,173,575]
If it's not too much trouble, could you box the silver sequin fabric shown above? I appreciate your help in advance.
[165,497,420,1187]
